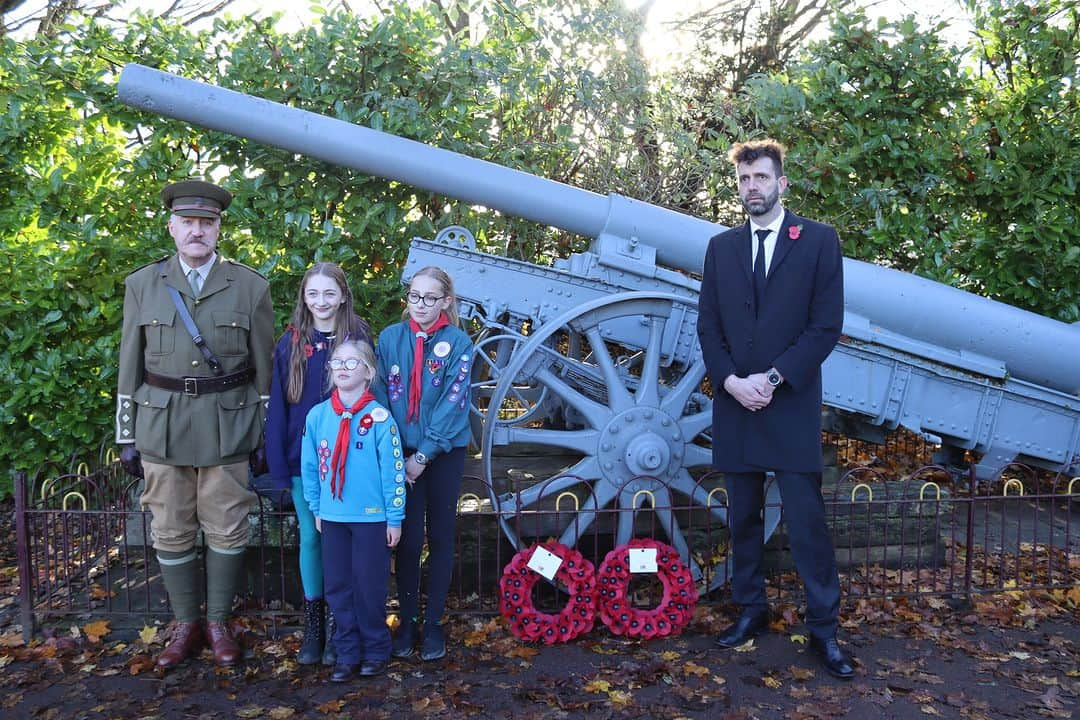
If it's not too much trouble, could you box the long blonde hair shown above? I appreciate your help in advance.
[402,266,460,326]
[285,263,359,404]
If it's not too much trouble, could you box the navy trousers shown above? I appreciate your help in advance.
[725,470,841,639]
[395,446,465,625]
[321,520,391,664]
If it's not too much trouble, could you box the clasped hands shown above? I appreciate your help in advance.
[724,373,776,412]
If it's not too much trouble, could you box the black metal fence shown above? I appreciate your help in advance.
[14,441,1079,641]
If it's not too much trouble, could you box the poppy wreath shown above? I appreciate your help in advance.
[596,538,698,639]
[498,542,597,644]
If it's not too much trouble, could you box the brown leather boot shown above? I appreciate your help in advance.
[155,620,205,670]
[205,621,242,666]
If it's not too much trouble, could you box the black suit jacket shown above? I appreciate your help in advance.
[696,210,844,472]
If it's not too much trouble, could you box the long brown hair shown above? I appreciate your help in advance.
[402,266,460,326]
[286,263,358,404]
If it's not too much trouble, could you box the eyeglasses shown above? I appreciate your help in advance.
[328,358,365,371]
[406,291,445,307]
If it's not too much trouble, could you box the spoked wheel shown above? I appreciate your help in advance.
[468,329,551,442]
[481,292,782,590]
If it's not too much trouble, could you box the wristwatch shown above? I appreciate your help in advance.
[766,368,783,387]
[413,451,429,465]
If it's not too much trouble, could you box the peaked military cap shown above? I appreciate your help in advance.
[161,180,232,218]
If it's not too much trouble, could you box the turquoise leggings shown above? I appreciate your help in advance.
[290,476,324,599]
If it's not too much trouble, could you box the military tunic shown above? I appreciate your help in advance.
[115,254,274,467]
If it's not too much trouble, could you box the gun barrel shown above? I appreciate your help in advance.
[117,63,717,271]
[117,63,1080,397]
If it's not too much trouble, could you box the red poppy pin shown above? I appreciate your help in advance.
[789,224,803,240]
[303,343,314,358]
[360,414,374,429]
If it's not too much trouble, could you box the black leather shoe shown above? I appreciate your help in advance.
[359,659,387,677]
[329,663,360,682]
[714,611,769,649]
[810,635,855,679]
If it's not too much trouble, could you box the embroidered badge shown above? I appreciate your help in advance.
[395,473,405,484]
[433,341,451,358]
[388,364,403,402]
[426,358,443,374]
[432,377,442,388]
[392,497,404,508]
[395,460,404,470]
[317,439,331,482]
[395,485,405,495]
[355,441,363,449]
[371,407,389,422]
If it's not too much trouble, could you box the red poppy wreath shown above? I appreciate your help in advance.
[596,538,698,639]
[498,542,597,644]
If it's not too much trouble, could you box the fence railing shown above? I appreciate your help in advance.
[14,443,1079,641]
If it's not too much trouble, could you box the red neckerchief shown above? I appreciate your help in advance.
[328,388,375,500]
[407,313,450,423]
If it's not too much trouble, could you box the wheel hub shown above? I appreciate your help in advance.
[597,408,682,485]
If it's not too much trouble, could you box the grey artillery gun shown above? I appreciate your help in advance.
[118,64,1080,585]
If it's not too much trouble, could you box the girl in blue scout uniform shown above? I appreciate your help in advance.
[264,263,371,666]
[301,339,404,681]
[375,266,472,662]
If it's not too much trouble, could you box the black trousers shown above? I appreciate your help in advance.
[395,446,465,625]
[725,470,841,639]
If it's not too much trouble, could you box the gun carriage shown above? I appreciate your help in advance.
[119,64,1080,587]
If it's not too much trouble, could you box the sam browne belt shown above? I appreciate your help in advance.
[144,367,254,397]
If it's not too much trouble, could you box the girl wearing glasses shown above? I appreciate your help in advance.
[374,266,472,661]
[264,263,371,666]
[300,339,404,681]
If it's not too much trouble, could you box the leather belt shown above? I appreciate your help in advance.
[144,368,254,397]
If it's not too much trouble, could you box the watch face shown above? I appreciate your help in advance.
[768,371,781,386]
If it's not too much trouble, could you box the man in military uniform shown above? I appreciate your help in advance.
[115,180,274,669]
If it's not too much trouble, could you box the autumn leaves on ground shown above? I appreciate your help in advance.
[0,501,1076,719]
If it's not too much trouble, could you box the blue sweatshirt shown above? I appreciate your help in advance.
[373,320,473,461]
[264,316,371,490]
[300,396,405,526]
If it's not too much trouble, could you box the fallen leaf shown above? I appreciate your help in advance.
[920,705,940,715]
[734,639,757,653]
[83,620,110,644]
[236,706,264,718]
[682,661,709,677]
[0,634,24,648]
[789,665,815,681]
[267,708,295,719]
[139,625,158,645]
[315,700,344,713]
[660,651,681,661]
[89,585,115,600]
[789,634,808,645]
[607,690,633,707]
[508,646,539,659]
[585,679,611,693]
[763,676,782,689]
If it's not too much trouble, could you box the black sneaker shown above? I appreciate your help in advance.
[420,623,446,662]
[391,619,416,659]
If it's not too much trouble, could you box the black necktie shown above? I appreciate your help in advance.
[753,228,769,312]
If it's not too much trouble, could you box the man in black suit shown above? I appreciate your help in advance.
[697,139,853,679]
